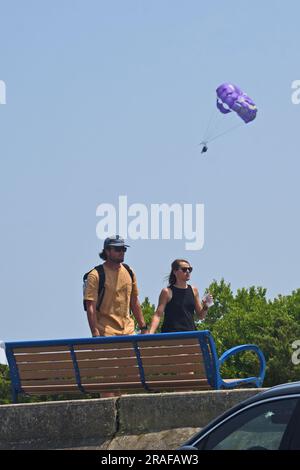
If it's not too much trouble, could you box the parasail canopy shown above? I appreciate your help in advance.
[216,83,257,124]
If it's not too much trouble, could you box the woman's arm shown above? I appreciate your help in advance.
[193,286,209,321]
[149,288,171,334]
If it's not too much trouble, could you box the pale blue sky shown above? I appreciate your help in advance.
[1,1,300,358]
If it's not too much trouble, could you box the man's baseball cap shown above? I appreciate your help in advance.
[103,235,130,249]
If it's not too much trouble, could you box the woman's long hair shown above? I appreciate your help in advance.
[168,259,190,287]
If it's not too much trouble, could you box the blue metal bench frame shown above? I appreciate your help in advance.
[5,330,266,403]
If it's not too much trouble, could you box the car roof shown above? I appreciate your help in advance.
[252,381,300,400]
[225,381,300,412]
[182,381,300,447]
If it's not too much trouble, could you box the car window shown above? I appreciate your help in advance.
[200,398,298,450]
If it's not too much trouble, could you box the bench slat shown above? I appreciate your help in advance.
[139,345,202,357]
[22,385,81,394]
[15,352,72,363]
[79,357,138,368]
[142,354,203,366]
[20,369,76,380]
[143,363,205,375]
[13,346,70,354]
[146,379,209,387]
[146,373,203,382]
[18,361,74,372]
[21,383,144,394]
[22,378,77,386]
[138,339,200,348]
[22,373,141,386]
[78,365,139,378]
[74,343,136,351]
[14,343,136,355]
[82,374,141,383]
[145,370,204,379]
[77,364,139,377]
[74,349,136,360]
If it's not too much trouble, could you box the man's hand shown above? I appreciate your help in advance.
[86,300,101,337]
[131,296,149,334]
[92,329,101,337]
[139,326,149,335]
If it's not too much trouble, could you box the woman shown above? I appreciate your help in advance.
[149,259,212,334]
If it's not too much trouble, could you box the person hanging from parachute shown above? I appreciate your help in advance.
[201,143,208,154]
[200,83,257,154]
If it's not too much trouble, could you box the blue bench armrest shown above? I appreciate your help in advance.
[218,344,266,388]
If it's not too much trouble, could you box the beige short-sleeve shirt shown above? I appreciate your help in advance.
[84,263,139,336]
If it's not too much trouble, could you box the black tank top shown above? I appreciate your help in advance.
[161,285,196,333]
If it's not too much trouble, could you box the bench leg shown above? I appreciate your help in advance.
[11,388,18,404]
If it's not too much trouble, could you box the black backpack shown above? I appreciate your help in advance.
[83,263,134,311]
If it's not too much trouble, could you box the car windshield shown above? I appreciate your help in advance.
[200,398,298,450]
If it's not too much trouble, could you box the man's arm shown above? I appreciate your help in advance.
[84,270,101,337]
[130,295,148,334]
[85,300,100,337]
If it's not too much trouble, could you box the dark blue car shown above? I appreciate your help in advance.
[180,382,300,450]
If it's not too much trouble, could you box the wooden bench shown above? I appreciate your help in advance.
[4,330,266,403]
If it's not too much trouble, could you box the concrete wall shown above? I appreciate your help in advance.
[0,389,265,450]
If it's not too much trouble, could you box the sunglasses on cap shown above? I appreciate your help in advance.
[111,246,127,252]
[178,267,193,273]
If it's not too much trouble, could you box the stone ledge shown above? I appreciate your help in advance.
[0,398,118,449]
[118,389,265,434]
[61,428,200,450]
[0,389,266,449]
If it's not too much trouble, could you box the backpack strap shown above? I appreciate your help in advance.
[122,263,134,315]
[83,264,106,312]
[122,263,134,283]
[94,264,105,311]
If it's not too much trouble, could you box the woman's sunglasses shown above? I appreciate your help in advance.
[178,267,193,273]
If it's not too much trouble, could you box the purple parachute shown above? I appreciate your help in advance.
[216,83,257,123]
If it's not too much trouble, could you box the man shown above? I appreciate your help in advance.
[84,236,148,337]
